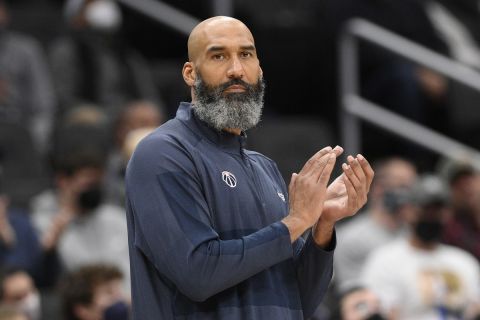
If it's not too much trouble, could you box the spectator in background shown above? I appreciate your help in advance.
[60,264,130,320]
[57,104,111,156]
[0,167,41,277]
[0,268,41,320]
[105,100,164,207]
[334,157,417,289]
[330,285,391,320]
[0,0,56,153]
[50,0,161,120]
[62,104,110,128]
[54,104,111,159]
[112,101,165,151]
[30,126,129,291]
[362,175,480,320]
[439,160,480,261]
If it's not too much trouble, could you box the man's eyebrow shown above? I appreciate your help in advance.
[240,45,256,51]
[206,45,256,53]
[207,46,225,53]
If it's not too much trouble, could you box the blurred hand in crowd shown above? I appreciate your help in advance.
[0,196,15,248]
[417,67,448,101]
[42,166,105,251]
[340,287,391,320]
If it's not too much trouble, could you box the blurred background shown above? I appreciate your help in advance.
[0,0,480,319]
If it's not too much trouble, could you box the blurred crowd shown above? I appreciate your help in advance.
[0,0,479,319]
[328,157,480,320]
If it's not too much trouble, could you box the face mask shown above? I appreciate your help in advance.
[383,188,410,214]
[365,313,386,320]
[414,220,444,243]
[104,301,130,320]
[77,185,103,212]
[17,292,41,320]
[84,0,122,32]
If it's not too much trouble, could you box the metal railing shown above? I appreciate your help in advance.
[118,0,233,36]
[339,18,480,170]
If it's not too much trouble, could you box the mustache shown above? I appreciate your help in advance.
[193,72,265,105]
[217,78,260,94]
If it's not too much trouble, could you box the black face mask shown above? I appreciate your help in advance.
[104,301,130,320]
[365,313,387,320]
[77,185,103,212]
[414,220,444,243]
[383,188,410,214]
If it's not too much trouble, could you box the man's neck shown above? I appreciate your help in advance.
[223,128,241,135]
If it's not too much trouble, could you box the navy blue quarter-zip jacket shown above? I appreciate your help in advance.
[125,102,335,319]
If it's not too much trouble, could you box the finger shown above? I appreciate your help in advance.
[288,173,297,204]
[344,160,368,206]
[311,152,336,183]
[300,147,332,176]
[357,154,375,192]
[343,160,362,195]
[318,153,337,185]
[342,167,358,213]
[299,146,332,176]
[332,145,344,157]
[349,156,367,194]
[288,173,297,195]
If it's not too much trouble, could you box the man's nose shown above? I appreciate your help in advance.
[226,56,244,79]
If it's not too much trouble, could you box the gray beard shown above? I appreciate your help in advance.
[192,74,265,132]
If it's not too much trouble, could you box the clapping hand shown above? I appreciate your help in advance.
[282,146,374,245]
[310,150,374,246]
[312,146,374,247]
[322,152,374,223]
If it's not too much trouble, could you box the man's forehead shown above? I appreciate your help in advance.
[199,24,254,49]
[188,17,255,60]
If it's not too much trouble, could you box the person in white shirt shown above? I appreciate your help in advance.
[31,135,129,292]
[362,175,480,320]
[335,157,417,289]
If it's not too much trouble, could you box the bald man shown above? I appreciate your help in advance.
[125,17,374,319]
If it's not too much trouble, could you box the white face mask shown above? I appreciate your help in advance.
[17,292,41,320]
[84,0,122,32]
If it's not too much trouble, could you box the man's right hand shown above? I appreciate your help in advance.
[282,146,337,242]
[41,186,77,251]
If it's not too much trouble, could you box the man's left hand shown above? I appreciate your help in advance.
[312,153,374,246]
[323,154,374,222]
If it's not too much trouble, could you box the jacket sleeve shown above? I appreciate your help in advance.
[293,232,335,318]
[125,135,294,302]
[269,159,335,318]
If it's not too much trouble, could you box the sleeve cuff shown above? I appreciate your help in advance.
[309,228,337,252]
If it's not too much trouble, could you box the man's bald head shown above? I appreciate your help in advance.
[187,16,255,62]
[181,17,264,134]
[182,15,261,94]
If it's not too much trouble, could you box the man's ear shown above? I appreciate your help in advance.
[182,62,196,87]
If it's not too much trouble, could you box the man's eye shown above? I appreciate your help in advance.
[212,54,225,60]
[241,52,253,58]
